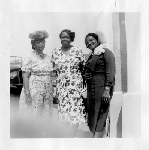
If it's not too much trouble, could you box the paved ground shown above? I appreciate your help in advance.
[10,88,92,138]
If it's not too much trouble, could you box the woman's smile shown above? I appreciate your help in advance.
[85,35,98,50]
[60,32,71,48]
[88,42,95,49]
[62,40,69,44]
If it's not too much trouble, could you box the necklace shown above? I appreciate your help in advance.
[38,53,44,57]
[34,51,45,59]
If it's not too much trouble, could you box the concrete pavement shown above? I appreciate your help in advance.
[10,88,93,138]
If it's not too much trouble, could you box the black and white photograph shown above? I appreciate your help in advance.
[9,11,141,139]
[0,0,149,150]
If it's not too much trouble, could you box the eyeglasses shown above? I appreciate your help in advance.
[35,40,46,45]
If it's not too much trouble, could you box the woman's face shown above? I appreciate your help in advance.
[34,40,45,51]
[85,36,98,51]
[60,32,71,48]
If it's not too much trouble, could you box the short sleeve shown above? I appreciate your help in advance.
[21,56,32,73]
[51,49,59,70]
[45,55,53,72]
[51,49,55,64]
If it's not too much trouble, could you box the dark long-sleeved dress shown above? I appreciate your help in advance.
[84,48,115,133]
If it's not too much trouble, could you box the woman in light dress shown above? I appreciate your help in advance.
[19,30,53,119]
[51,29,87,137]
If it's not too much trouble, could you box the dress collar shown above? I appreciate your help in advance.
[92,44,105,55]
[33,51,45,59]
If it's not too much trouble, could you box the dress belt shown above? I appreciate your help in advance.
[93,72,106,76]
[31,73,51,76]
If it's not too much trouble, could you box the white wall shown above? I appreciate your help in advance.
[122,13,141,138]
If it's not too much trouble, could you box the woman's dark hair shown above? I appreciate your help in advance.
[59,29,75,42]
[31,40,35,50]
[85,33,99,43]
[32,45,35,50]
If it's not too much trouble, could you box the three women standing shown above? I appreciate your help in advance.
[19,29,115,138]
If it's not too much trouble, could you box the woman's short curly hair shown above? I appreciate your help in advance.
[59,29,75,42]
[85,33,99,43]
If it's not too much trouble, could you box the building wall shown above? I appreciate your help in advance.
[111,12,141,138]
[101,12,141,138]
[122,12,141,138]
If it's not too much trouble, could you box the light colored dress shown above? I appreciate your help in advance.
[51,46,87,125]
[19,51,53,118]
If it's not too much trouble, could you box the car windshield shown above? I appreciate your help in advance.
[10,56,22,64]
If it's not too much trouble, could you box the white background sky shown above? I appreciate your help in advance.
[10,12,99,57]
[10,12,114,58]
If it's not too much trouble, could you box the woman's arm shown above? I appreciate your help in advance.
[21,56,32,104]
[104,49,116,88]
[78,49,88,95]
[22,71,32,105]
[102,49,116,102]
[22,71,31,94]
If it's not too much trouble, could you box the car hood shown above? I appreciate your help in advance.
[10,63,21,70]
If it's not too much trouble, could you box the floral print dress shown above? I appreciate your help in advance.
[51,46,87,125]
[19,51,53,118]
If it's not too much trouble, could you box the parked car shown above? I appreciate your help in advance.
[10,56,23,91]
[10,56,59,103]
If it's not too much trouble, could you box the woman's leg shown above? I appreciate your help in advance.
[103,116,110,137]
[93,123,106,138]
[43,96,53,120]
[93,116,110,138]
[93,131,103,138]
[70,124,79,137]
[60,122,78,137]
[100,127,107,138]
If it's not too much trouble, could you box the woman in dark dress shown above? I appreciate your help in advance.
[83,33,115,138]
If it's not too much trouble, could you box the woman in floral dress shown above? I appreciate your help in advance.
[19,30,53,119]
[51,29,87,137]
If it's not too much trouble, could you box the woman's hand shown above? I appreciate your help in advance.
[102,87,110,103]
[84,72,92,80]
[51,70,57,77]
[25,91,32,106]
[81,90,87,99]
